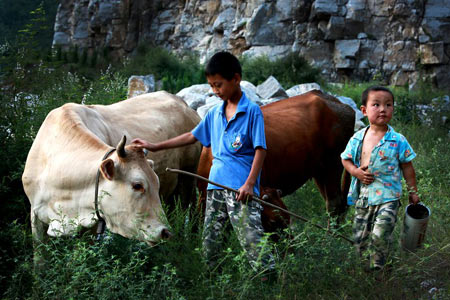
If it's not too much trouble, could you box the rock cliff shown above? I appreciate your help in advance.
[53,0,450,89]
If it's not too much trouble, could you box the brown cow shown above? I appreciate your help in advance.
[197,90,354,230]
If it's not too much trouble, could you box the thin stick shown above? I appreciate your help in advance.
[166,167,353,244]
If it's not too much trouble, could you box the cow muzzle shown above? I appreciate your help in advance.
[144,225,172,246]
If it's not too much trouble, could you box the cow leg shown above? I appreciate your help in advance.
[313,167,348,226]
[31,210,48,270]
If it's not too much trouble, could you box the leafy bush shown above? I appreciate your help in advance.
[241,53,321,88]
[121,46,205,93]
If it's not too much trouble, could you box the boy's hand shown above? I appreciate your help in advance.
[131,138,158,151]
[237,184,254,202]
[409,192,420,205]
[354,166,375,185]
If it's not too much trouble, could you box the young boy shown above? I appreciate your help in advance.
[341,86,420,271]
[132,51,274,273]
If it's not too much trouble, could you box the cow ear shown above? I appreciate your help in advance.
[147,159,154,168]
[277,189,282,197]
[100,158,115,180]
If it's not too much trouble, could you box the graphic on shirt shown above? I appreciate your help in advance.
[404,149,411,157]
[230,134,243,151]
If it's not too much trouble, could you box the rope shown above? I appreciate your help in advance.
[94,148,116,239]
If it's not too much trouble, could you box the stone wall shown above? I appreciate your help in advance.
[53,0,450,89]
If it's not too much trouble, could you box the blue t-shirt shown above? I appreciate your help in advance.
[192,92,266,196]
[341,125,416,206]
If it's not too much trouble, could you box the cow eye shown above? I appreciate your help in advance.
[132,183,145,192]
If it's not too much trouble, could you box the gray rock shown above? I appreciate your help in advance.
[177,84,211,98]
[325,16,346,40]
[241,84,262,105]
[260,97,286,106]
[346,0,367,22]
[334,39,360,68]
[197,97,222,119]
[127,75,155,99]
[357,32,368,39]
[53,32,71,46]
[181,93,206,110]
[420,42,448,65]
[419,34,430,44]
[213,7,235,33]
[336,95,365,130]
[312,0,339,19]
[176,84,211,109]
[424,0,450,18]
[240,81,257,93]
[421,18,450,43]
[256,76,289,100]
[242,46,292,61]
[286,83,322,97]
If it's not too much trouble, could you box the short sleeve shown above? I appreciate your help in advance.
[191,112,211,147]
[251,110,266,149]
[398,135,416,163]
[341,136,356,161]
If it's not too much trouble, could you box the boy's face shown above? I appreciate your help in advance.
[361,90,394,127]
[207,73,241,102]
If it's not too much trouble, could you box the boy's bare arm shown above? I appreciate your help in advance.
[341,158,374,185]
[401,161,420,205]
[131,132,197,152]
[237,147,266,202]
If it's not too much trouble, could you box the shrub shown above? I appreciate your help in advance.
[241,53,321,88]
[121,46,204,93]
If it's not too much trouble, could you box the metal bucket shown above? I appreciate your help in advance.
[401,203,431,251]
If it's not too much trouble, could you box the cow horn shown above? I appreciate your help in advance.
[262,194,269,201]
[277,189,282,197]
[117,135,127,158]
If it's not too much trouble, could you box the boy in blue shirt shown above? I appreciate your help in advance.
[341,86,420,271]
[132,51,274,273]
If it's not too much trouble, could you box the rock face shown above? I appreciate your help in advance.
[53,0,450,89]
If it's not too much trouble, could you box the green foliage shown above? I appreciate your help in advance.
[241,53,321,88]
[327,81,449,129]
[0,0,58,47]
[121,46,205,93]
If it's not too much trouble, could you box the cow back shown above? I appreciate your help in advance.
[261,90,354,195]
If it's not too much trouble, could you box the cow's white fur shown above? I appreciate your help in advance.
[23,91,201,245]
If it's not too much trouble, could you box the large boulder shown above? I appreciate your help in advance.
[128,75,155,99]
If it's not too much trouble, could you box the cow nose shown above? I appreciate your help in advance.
[161,228,172,240]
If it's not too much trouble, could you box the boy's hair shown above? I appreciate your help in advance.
[205,51,242,81]
[361,86,395,106]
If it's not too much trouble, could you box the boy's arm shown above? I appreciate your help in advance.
[131,132,197,152]
[236,147,266,202]
[341,158,374,185]
[400,161,420,205]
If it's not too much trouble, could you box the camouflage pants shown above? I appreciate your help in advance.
[202,189,275,271]
[353,185,400,269]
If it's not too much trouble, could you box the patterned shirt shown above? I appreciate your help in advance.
[341,125,416,206]
[192,92,266,196]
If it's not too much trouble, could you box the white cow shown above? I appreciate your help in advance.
[22,91,201,246]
